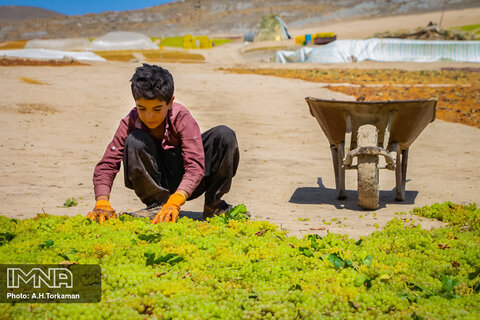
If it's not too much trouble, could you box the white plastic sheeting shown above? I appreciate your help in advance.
[0,49,106,61]
[25,38,91,51]
[90,31,158,51]
[276,39,480,63]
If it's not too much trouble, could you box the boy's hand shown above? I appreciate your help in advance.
[87,200,117,223]
[151,193,186,224]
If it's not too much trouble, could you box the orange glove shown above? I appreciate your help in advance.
[151,193,186,224]
[87,200,117,223]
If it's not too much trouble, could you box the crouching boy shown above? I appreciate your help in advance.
[87,64,239,223]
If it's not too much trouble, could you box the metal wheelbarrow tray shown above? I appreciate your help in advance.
[306,97,437,209]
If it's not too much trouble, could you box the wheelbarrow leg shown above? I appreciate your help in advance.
[395,148,409,201]
[401,149,409,197]
[331,144,346,200]
[357,124,379,210]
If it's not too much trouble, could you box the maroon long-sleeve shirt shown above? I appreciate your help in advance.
[93,102,205,198]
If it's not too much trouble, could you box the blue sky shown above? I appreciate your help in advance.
[0,0,174,15]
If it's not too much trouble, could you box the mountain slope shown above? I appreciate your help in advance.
[0,0,478,41]
[0,5,64,22]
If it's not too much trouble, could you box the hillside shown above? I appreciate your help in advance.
[0,5,64,22]
[0,0,479,41]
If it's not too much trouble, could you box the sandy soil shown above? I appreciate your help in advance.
[201,7,480,64]
[293,7,480,39]
[1,10,479,239]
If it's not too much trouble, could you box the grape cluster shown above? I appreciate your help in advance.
[0,202,479,319]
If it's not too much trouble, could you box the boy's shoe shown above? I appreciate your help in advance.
[203,201,251,220]
[122,203,162,219]
[203,201,232,220]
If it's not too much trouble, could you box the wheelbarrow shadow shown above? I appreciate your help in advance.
[289,178,418,210]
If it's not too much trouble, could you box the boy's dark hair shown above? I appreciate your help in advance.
[130,64,174,102]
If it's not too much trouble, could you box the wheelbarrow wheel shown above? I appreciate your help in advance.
[357,124,379,210]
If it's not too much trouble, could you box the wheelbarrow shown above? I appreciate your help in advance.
[305,97,437,210]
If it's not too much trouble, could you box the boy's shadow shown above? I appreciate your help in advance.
[123,210,204,221]
[179,211,204,221]
[289,177,418,211]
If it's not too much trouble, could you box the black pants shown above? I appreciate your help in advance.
[123,125,239,208]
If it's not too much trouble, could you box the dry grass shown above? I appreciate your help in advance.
[0,58,87,66]
[143,50,205,62]
[242,45,294,53]
[224,67,480,128]
[93,51,137,62]
[93,49,205,63]
[18,76,50,85]
[0,40,28,49]
[223,68,479,85]
[327,84,480,128]
[16,103,57,114]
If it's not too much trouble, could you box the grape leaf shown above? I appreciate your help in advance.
[289,284,302,291]
[354,273,367,287]
[328,254,345,269]
[440,274,459,294]
[345,259,354,268]
[145,251,184,266]
[58,253,69,261]
[363,255,373,267]
[308,234,321,249]
[218,204,249,223]
[166,255,184,265]
[468,268,480,280]
[138,232,162,243]
[144,251,156,266]
[38,239,54,248]
[411,312,427,320]
[473,281,480,293]
[0,232,15,246]
[299,247,313,257]
[57,197,78,208]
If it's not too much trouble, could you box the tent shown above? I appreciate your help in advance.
[89,32,158,51]
[256,14,291,42]
[25,38,91,51]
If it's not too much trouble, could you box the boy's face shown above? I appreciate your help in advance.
[135,97,174,130]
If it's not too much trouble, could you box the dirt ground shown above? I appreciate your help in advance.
[1,9,479,239]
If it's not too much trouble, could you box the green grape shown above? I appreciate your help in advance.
[0,203,479,319]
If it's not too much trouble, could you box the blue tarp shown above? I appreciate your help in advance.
[276,39,480,63]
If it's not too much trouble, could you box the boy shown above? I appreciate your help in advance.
[87,64,239,223]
